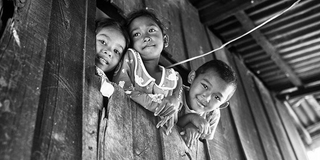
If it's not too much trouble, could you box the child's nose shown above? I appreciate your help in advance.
[202,92,212,102]
[103,50,113,58]
[143,37,151,42]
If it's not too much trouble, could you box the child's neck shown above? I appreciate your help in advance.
[143,60,162,84]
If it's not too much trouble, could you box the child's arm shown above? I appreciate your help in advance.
[177,113,210,135]
[180,123,201,148]
[155,73,183,134]
[113,50,166,112]
[200,110,220,140]
[155,73,183,117]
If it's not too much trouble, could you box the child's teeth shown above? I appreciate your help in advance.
[100,58,106,64]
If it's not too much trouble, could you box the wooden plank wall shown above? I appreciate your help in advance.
[0,0,309,159]
[0,0,96,159]
[0,0,52,159]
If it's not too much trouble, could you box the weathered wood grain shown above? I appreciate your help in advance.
[0,0,52,159]
[145,0,190,70]
[82,0,98,159]
[207,109,245,160]
[180,1,213,70]
[110,0,144,16]
[99,86,134,160]
[230,56,267,160]
[31,0,94,159]
[132,101,163,159]
[255,78,297,160]
[159,127,191,160]
[236,60,282,160]
[275,99,309,160]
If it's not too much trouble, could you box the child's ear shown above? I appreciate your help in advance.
[219,101,230,109]
[163,34,169,48]
[188,70,196,84]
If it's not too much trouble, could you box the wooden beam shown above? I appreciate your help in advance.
[283,101,312,145]
[235,11,302,87]
[277,84,320,100]
[200,0,266,26]
[307,123,320,134]
[305,95,320,118]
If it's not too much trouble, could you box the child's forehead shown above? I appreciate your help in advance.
[97,27,123,37]
[197,68,218,79]
[130,16,159,27]
[196,69,234,87]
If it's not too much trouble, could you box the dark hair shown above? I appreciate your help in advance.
[95,18,130,54]
[195,60,237,89]
[126,9,166,35]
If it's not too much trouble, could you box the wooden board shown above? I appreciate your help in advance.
[145,0,190,70]
[275,99,309,160]
[31,0,94,159]
[99,86,134,160]
[159,126,192,160]
[236,60,282,160]
[180,1,213,70]
[131,101,163,159]
[255,77,297,160]
[82,0,99,159]
[0,0,52,159]
[207,108,245,160]
[217,52,266,160]
[110,0,143,16]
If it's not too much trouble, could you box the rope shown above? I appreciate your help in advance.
[167,0,301,68]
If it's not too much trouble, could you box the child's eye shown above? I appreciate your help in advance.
[133,32,141,38]
[114,49,121,55]
[99,40,106,45]
[149,28,156,33]
[214,95,221,101]
[202,83,208,90]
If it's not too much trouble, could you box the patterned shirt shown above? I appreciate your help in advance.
[113,48,180,112]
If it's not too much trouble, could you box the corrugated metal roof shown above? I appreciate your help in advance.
[189,0,320,150]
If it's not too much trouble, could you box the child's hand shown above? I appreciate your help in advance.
[180,123,201,148]
[154,95,180,117]
[156,115,175,135]
[191,115,210,135]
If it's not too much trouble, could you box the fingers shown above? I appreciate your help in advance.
[198,121,210,135]
[154,103,166,116]
[198,124,204,134]
[156,116,169,128]
[157,103,175,117]
[165,117,174,135]
[186,132,199,148]
[186,134,192,148]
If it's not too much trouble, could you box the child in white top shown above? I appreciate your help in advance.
[95,18,130,97]
[113,10,183,134]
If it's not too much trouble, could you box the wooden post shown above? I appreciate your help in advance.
[0,0,53,159]
[31,0,96,159]
[0,0,96,159]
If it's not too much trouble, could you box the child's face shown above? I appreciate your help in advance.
[129,16,164,60]
[187,69,235,114]
[95,27,126,72]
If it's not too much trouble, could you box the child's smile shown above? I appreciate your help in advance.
[187,69,235,114]
[98,56,109,65]
[95,27,126,72]
[196,96,208,109]
[129,16,164,60]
